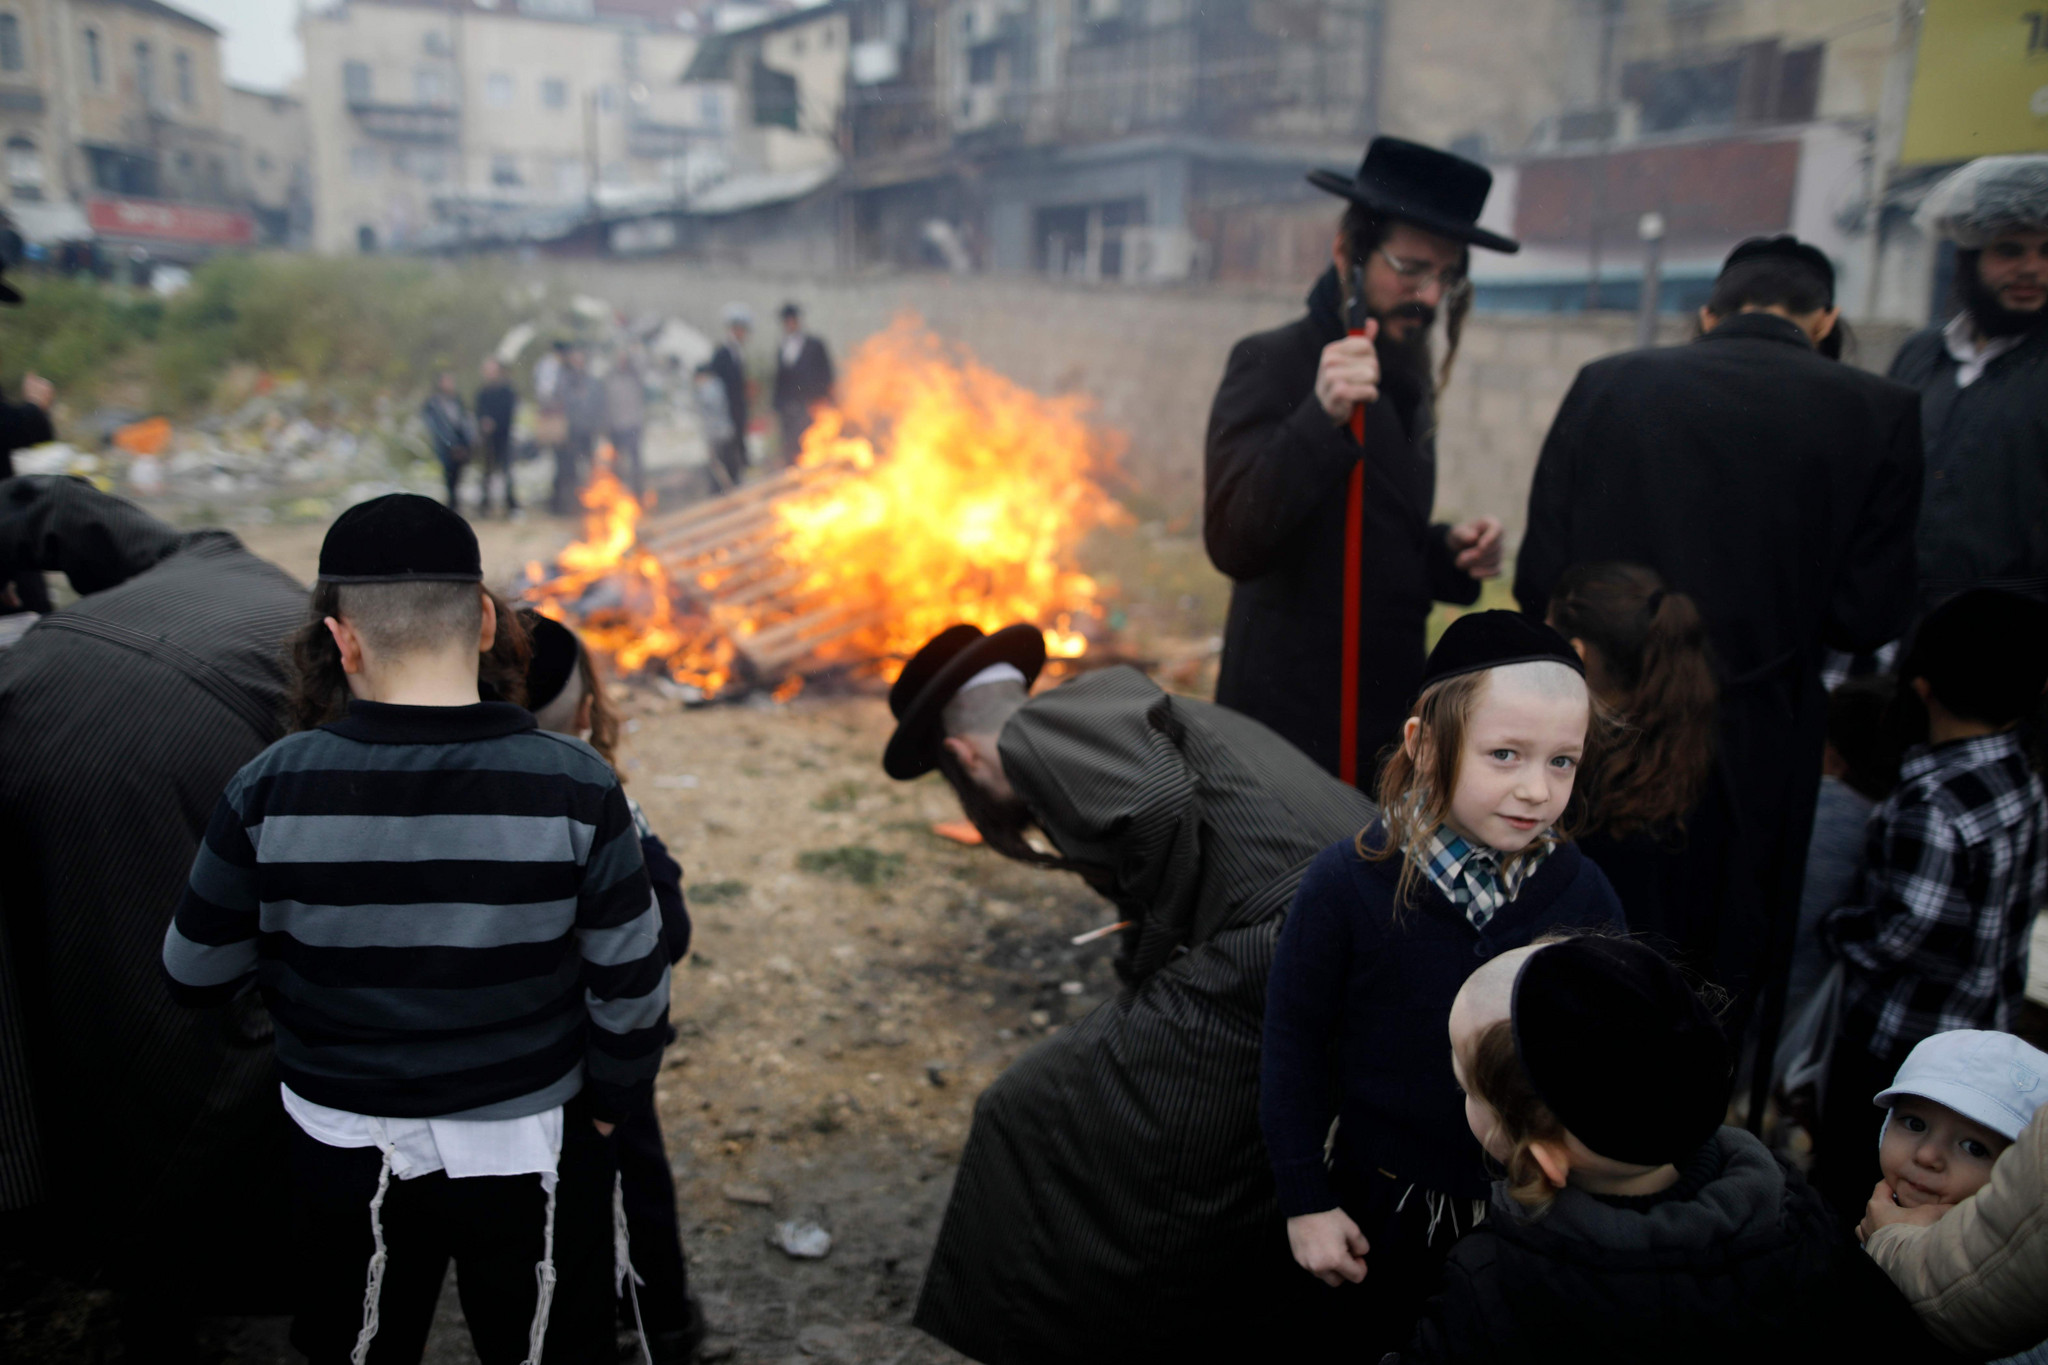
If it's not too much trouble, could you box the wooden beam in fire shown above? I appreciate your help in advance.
[629,461,883,683]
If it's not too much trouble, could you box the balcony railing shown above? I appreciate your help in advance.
[348,99,458,143]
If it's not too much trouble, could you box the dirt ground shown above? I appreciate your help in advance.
[3,510,1202,1365]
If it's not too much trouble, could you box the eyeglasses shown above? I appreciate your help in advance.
[1984,239,2048,262]
[1378,247,1467,292]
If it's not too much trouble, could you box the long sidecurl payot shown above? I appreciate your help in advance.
[1916,155,2048,249]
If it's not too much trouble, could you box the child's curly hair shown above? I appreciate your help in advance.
[1464,1016,1570,1213]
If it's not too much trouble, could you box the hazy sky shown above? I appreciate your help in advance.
[174,0,306,93]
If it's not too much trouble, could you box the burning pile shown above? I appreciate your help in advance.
[525,317,1129,698]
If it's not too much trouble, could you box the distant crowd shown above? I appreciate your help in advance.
[415,299,837,522]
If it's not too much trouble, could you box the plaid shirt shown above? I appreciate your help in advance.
[1419,826,1551,931]
[1824,731,2048,1061]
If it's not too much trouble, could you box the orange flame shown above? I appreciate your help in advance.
[526,445,736,694]
[526,317,1127,694]
[773,318,1126,675]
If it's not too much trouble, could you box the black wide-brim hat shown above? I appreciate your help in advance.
[882,622,1047,781]
[1309,136,1520,255]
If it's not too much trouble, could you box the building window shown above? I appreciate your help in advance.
[0,15,22,73]
[135,41,153,106]
[83,27,101,86]
[175,50,194,105]
[6,136,42,201]
[343,60,371,103]
[491,152,520,187]
[350,145,379,180]
[407,148,448,182]
[542,77,568,109]
[414,66,450,105]
[597,84,617,113]
[553,156,583,196]
[485,71,513,107]
[423,29,451,58]
[698,89,723,129]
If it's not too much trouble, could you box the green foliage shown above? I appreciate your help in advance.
[0,277,160,401]
[796,845,905,886]
[148,253,521,411]
[688,879,751,904]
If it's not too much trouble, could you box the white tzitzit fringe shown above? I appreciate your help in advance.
[519,1173,560,1365]
[613,1171,653,1365]
[349,1146,396,1365]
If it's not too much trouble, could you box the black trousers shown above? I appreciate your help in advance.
[440,453,470,512]
[609,427,645,500]
[614,1102,691,1333]
[1813,1032,1909,1228]
[711,435,747,490]
[287,1101,619,1365]
[552,434,595,516]
[1274,1164,1472,1359]
[484,436,519,512]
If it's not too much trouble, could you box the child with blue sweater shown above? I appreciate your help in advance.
[1260,611,1627,1356]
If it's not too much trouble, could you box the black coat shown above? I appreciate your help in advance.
[1888,319,2048,605]
[1206,268,1478,785]
[1515,313,1922,1000]
[912,667,1377,1365]
[0,476,304,1306]
[772,333,834,412]
[1397,1127,1961,1365]
[706,341,748,442]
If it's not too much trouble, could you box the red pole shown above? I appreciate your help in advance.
[1339,270,1369,787]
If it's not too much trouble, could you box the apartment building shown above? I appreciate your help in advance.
[226,84,311,246]
[0,0,252,257]
[301,0,705,254]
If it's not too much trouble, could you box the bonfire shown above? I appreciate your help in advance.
[525,316,1129,699]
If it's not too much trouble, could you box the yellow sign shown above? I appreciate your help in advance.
[1901,0,2048,162]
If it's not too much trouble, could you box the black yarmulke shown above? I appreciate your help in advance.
[521,610,582,713]
[1422,611,1584,689]
[1512,937,1732,1166]
[317,493,483,584]
[1901,588,2048,727]
[1722,235,1836,303]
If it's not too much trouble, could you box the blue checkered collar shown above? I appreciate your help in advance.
[1419,825,1553,931]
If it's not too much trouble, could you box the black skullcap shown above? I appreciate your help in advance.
[780,300,802,319]
[1901,588,2048,727]
[1512,937,1732,1166]
[1722,235,1835,303]
[520,610,582,713]
[317,493,483,584]
[1422,611,1584,689]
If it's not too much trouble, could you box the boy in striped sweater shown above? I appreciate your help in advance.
[162,494,670,1365]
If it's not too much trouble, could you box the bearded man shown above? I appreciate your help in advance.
[884,623,1375,1363]
[1890,155,2048,607]
[1205,137,1517,787]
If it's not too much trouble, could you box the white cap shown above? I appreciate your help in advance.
[1874,1030,2048,1141]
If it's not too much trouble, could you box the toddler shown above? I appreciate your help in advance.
[1396,935,1950,1363]
[1260,610,1627,1356]
[1871,1029,2046,1213]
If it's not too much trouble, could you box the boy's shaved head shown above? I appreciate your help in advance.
[336,581,483,660]
[1489,659,1590,704]
[1451,943,1544,1050]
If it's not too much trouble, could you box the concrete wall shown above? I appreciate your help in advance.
[549,260,1912,541]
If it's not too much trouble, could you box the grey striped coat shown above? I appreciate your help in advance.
[913,666,1376,1363]
[0,476,305,1308]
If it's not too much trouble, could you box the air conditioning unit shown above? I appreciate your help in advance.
[1122,226,1196,283]
[850,39,901,86]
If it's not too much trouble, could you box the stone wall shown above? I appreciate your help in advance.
[551,261,1912,542]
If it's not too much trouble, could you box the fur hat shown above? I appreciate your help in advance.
[1916,156,2048,250]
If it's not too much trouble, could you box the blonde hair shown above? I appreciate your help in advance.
[1360,667,1612,908]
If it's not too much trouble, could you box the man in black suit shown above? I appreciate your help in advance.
[700,303,752,489]
[771,301,835,464]
[1514,236,1923,1091]
[1204,138,1515,788]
